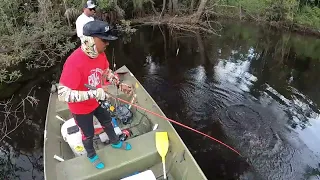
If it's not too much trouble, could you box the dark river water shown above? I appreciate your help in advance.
[1,21,320,180]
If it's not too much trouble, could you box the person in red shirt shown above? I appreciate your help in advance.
[58,20,132,169]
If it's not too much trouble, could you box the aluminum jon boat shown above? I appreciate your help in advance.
[43,65,207,180]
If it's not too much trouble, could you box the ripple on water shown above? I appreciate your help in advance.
[216,104,307,180]
[218,105,274,143]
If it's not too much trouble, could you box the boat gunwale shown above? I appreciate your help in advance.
[43,91,54,180]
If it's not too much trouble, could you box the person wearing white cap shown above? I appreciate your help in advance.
[76,0,97,42]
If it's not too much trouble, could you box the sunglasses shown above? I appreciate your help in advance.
[102,39,109,44]
[89,8,96,11]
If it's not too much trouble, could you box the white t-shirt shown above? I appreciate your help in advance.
[76,13,94,38]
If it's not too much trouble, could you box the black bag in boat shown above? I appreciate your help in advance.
[116,105,133,125]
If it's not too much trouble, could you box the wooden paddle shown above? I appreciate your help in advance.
[155,132,169,179]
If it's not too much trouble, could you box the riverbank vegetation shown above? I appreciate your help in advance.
[1,0,320,84]
[0,0,76,85]
[211,0,320,34]
[0,0,319,101]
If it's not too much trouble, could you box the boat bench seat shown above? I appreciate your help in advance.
[56,131,161,180]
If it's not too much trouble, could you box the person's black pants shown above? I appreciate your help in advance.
[73,106,119,158]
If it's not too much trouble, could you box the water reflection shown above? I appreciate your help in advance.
[260,83,320,154]
[214,59,257,93]
[0,141,43,179]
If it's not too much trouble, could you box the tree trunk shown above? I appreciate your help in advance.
[168,0,173,14]
[196,31,205,64]
[63,0,71,27]
[150,0,159,15]
[111,0,125,20]
[172,0,178,14]
[167,0,178,15]
[189,0,195,14]
[159,0,166,18]
[192,0,208,23]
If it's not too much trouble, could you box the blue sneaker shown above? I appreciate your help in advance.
[111,141,132,150]
[89,155,105,169]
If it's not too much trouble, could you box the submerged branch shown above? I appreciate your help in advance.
[0,86,39,142]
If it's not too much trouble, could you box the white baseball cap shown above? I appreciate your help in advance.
[84,0,96,9]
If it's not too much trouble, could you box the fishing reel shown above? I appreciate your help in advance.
[119,129,132,141]
[99,100,133,125]
[99,100,112,110]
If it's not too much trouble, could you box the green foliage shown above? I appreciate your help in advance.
[97,0,115,12]
[240,0,268,18]
[65,0,84,8]
[117,20,137,44]
[295,6,320,28]
[0,0,76,83]
[0,0,27,36]
[215,0,319,29]
[0,69,22,83]
[264,0,298,21]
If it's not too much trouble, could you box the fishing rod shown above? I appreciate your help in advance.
[111,48,119,108]
[85,84,242,156]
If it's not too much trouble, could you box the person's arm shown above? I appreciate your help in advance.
[58,84,109,103]
[58,62,109,103]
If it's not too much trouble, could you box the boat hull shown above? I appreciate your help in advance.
[43,65,207,180]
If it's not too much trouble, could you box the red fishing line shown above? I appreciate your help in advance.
[84,83,242,156]
[111,95,242,156]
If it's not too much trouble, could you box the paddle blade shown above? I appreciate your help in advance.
[155,132,169,158]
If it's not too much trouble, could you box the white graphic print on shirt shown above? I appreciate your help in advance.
[88,68,104,87]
